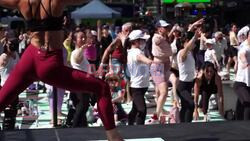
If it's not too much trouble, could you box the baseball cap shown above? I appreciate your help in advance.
[155,20,171,27]
[205,39,215,45]
[128,30,150,41]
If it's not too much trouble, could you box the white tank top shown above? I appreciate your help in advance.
[235,43,250,86]
[0,52,19,86]
[127,48,150,88]
[177,51,195,82]
[70,48,89,72]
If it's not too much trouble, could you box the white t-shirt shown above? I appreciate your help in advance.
[212,38,228,60]
[235,44,250,86]
[127,48,150,88]
[204,49,216,64]
[0,52,19,86]
[177,51,195,82]
[70,48,89,72]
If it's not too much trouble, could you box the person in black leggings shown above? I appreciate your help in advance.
[70,93,91,127]
[176,19,203,122]
[126,30,152,125]
[128,88,148,125]
[194,61,224,121]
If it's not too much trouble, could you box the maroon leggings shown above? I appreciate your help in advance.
[0,44,115,130]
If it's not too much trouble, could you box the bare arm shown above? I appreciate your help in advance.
[193,74,202,120]
[168,24,177,38]
[136,54,152,65]
[179,35,196,62]
[97,20,102,42]
[188,18,204,32]
[194,76,201,109]
[0,0,19,9]
[212,51,220,68]
[100,38,119,64]
[215,73,224,115]
[112,91,124,103]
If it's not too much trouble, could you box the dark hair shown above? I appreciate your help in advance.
[230,23,237,28]
[3,38,18,53]
[202,61,216,72]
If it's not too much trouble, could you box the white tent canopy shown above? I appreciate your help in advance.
[71,0,121,19]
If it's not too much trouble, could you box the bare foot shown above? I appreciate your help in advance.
[106,128,124,141]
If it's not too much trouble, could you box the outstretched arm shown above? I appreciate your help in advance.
[179,31,198,62]
[100,38,119,64]
[0,0,19,9]
[136,53,152,65]
[215,74,224,116]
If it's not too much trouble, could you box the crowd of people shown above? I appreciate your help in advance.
[0,0,249,140]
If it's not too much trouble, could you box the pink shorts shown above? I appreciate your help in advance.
[150,62,171,85]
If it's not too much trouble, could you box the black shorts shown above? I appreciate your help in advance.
[228,46,238,57]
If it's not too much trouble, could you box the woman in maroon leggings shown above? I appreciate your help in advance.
[0,0,123,140]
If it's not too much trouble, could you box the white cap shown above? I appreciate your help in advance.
[155,20,171,27]
[128,30,150,41]
[91,30,97,36]
[206,39,215,45]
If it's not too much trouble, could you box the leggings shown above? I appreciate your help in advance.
[177,81,195,122]
[72,92,90,127]
[128,87,148,125]
[233,82,250,120]
[0,44,115,130]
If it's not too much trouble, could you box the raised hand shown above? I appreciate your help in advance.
[193,18,204,27]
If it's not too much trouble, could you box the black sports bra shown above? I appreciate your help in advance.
[26,0,63,32]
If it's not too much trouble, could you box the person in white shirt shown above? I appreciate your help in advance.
[127,30,152,125]
[68,31,91,127]
[0,38,19,130]
[212,32,228,67]
[177,19,203,122]
[204,39,220,70]
[233,30,250,120]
